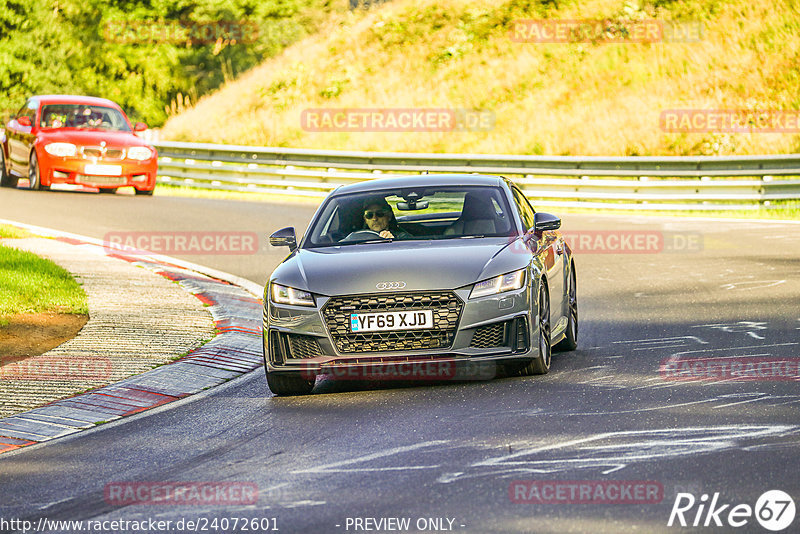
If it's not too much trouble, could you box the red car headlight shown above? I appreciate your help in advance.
[127,147,153,161]
[44,142,77,157]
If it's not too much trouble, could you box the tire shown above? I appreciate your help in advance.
[555,263,578,352]
[28,151,49,190]
[0,148,17,188]
[98,188,116,194]
[519,280,551,376]
[266,371,315,396]
[134,188,154,196]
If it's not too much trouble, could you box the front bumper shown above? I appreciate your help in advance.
[40,154,157,190]
[263,286,536,380]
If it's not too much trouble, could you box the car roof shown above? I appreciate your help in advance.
[333,174,506,195]
[31,95,121,108]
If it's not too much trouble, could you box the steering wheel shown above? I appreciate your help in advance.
[341,230,383,242]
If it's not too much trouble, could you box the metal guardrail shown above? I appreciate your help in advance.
[151,141,800,210]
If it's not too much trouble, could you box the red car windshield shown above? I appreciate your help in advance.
[39,104,131,132]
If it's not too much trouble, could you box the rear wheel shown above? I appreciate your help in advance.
[0,148,17,188]
[555,263,578,352]
[266,371,315,396]
[519,280,551,376]
[28,152,49,191]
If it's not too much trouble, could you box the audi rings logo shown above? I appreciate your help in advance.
[376,281,406,290]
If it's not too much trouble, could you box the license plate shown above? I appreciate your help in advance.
[80,175,126,186]
[84,164,122,176]
[350,310,433,332]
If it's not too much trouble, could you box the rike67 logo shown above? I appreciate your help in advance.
[668,490,795,531]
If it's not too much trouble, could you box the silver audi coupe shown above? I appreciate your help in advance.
[264,174,577,395]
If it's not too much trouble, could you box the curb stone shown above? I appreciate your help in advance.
[0,225,265,455]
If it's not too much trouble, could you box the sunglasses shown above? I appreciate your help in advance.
[364,210,389,219]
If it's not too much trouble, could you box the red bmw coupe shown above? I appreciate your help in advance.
[0,95,157,195]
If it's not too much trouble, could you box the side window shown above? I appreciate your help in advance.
[17,100,36,124]
[512,187,536,231]
[25,100,37,122]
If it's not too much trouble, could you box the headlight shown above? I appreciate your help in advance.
[271,283,315,306]
[470,269,526,299]
[44,143,77,157]
[127,146,153,160]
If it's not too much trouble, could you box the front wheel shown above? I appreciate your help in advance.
[134,188,154,196]
[555,263,578,352]
[519,280,551,376]
[28,152,49,191]
[266,371,315,396]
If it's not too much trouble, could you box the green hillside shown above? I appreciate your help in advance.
[161,0,800,156]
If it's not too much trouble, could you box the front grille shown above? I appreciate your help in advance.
[323,291,463,353]
[470,321,508,348]
[78,175,126,186]
[81,147,125,160]
[287,334,323,359]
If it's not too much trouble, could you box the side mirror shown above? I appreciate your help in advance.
[17,116,32,127]
[533,212,561,232]
[269,227,297,251]
[134,122,147,132]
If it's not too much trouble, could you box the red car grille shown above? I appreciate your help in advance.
[81,147,125,160]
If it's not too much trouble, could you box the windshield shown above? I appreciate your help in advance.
[39,104,131,132]
[304,185,515,248]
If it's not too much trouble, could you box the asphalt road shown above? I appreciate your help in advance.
[1,186,799,534]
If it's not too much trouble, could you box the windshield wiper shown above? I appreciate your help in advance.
[354,239,394,244]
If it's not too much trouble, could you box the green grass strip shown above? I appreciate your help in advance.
[0,241,88,323]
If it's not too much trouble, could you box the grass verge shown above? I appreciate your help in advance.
[0,237,88,325]
[162,0,800,157]
[0,224,36,239]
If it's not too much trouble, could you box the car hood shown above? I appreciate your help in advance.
[38,129,149,147]
[271,238,529,295]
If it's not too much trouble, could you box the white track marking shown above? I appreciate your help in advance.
[566,399,718,416]
[601,465,627,475]
[692,321,768,340]
[720,280,786,291]
[37,497,73,510]
[663,342,798,366]
[614,336,708,345]
[292,440,450,474]
[714,399,769,409]
[613,336,708,353]
[437,426,798,484]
